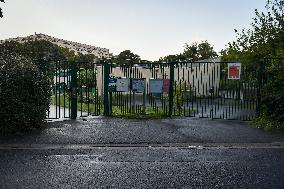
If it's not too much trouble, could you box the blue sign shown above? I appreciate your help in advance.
[132,78,145,93]
[109,77,117,91]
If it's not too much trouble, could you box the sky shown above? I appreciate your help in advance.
[0,0,267,61]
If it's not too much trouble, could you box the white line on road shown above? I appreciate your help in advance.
[0,142,284,150]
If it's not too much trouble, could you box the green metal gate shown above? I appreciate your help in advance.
[47,59,260,121]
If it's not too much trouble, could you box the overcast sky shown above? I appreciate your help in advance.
[0,0,267,60]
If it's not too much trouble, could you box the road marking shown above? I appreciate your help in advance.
[0,143,284,150]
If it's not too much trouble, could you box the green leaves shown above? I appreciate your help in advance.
[0,0,4,18]
[0,53,51,134]
[114,50,141,64]
[222,0,284,62]
[160,41,218,62]
[221,0,284,129]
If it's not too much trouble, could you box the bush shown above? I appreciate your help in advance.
[260,63,284,124]
[0,53,51,134]
[253,115,284,132]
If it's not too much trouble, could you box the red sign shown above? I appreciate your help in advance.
[228,63,241,79]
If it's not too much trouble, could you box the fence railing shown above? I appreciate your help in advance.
[47,59,263,121]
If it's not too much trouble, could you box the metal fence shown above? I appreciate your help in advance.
[47,59,261,121]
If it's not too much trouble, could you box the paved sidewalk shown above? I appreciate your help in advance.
[0,117,283,145]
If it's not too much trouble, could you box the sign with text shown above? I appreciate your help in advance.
[116,78,130,92]
[228,63,241,79]
[149,79,163,93]
[132,78,146,93]
[108,77,117,92]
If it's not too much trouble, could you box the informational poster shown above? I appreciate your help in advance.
[132,78,145,93]
[149,79,163,93]
[116,78,129,92]
[108,77,117,92]
[228,63,241,79]
[162,79,170,93]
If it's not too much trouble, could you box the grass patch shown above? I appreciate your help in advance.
[51,96,172,118]
[252,116,284,132]
[50,95,98,113]
[51,96,193,119]
[112,106,168,119]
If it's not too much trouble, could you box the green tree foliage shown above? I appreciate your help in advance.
[0,52,51,134]
[174,81,192,110]
[75,53,97,69]
[184,41,218,61]
[113,50,141,64]
[78,68,96,87]
[0,40,66,74]
[221,0,284,62]
[0,0,4,18]
[159,41,217,62]
[0,40,98,72]
[221,0,284,129]
[159,54,185,62]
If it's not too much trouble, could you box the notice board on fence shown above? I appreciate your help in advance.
[132,78,145,93]
[228,63,241,79]
[116,78,129,92]
[149,79,163,93]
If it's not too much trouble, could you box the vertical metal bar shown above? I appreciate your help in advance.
[92,62,95,115]
[84,63,89,115]
[79,65,83,117]
[63,61,67,118]
[55,60,58,118]
[168,62,175,116]
[68,62,71,118]
[58,61,61,119]
[201,64,205,118]
[103,60,110,116]
[70,61,78,120]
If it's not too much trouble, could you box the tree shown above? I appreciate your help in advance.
[221,0,284,62]
[74,53,98,69]
[183,41,218,61]
[159,40,217,62]
[221,0,284,129]
[0,0,4,18]
[0,40,66,74]
[159,54,185,62]
[114,50,140,64]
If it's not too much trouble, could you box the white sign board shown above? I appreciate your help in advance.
[228,63,241,80]
[116,78,129,92]
[149,79,163,93]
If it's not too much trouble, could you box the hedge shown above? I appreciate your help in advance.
[0,53,51,134]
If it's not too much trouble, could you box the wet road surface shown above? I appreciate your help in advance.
[0,117,284,188]
[1,146,284,188]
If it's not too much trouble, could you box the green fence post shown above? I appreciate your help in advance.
[103,60,110,116]
[168,62,175,116]
[70,61,78,120]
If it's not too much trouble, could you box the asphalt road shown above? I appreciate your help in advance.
[0,146,284,189]
[0,117,284,188]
